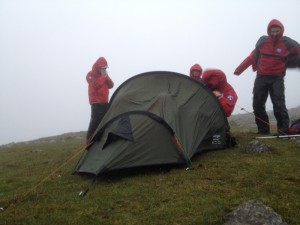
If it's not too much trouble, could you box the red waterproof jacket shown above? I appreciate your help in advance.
[202,69,238,117]
[189,64,203,81]
[234,19,300,76]
[86,57,114,104]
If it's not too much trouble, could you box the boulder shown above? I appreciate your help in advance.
[224,199,288,225]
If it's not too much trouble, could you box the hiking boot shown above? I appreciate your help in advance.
[273,131,289,136]
[274,129,289,136]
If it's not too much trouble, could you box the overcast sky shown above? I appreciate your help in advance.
[0,0,299,145]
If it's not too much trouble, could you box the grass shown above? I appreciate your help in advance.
[0,129,300,225]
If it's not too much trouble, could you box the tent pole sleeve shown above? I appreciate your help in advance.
[173,135,193,168]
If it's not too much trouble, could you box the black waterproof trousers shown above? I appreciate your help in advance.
[253,75,289,134]
[86,103,109,142]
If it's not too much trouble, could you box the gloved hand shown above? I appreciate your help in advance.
[234,69,241,75]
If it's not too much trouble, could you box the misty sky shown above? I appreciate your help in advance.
[0,0,300,145]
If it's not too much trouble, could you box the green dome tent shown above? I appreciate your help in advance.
[75,71,230,175]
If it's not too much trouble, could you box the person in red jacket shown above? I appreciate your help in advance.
[234,19,300,135]
[189,64,202,82]
[86,57,114,143]
[202,69,238,117]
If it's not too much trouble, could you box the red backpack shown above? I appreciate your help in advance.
[289,119,300,135]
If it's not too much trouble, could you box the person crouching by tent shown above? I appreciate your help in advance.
[189,63,203,82]
[86,56,114,143]
[202,69,238,117]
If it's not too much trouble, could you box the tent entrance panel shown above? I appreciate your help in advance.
[76,114,186,175]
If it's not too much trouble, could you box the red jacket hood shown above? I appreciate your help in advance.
[189,64,202,75]
[92,57,108,73]
[267,19,284,37]
[202,69,227,90]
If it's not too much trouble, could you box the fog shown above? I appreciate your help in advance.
[0,0,299,144]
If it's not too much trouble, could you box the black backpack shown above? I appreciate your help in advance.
[255,36,300,69]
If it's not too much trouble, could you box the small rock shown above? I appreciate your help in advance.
[245,140,271,153]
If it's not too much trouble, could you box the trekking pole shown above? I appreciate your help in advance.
[256,134,300,139]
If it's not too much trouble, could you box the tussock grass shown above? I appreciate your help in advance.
[0,132,300,225]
